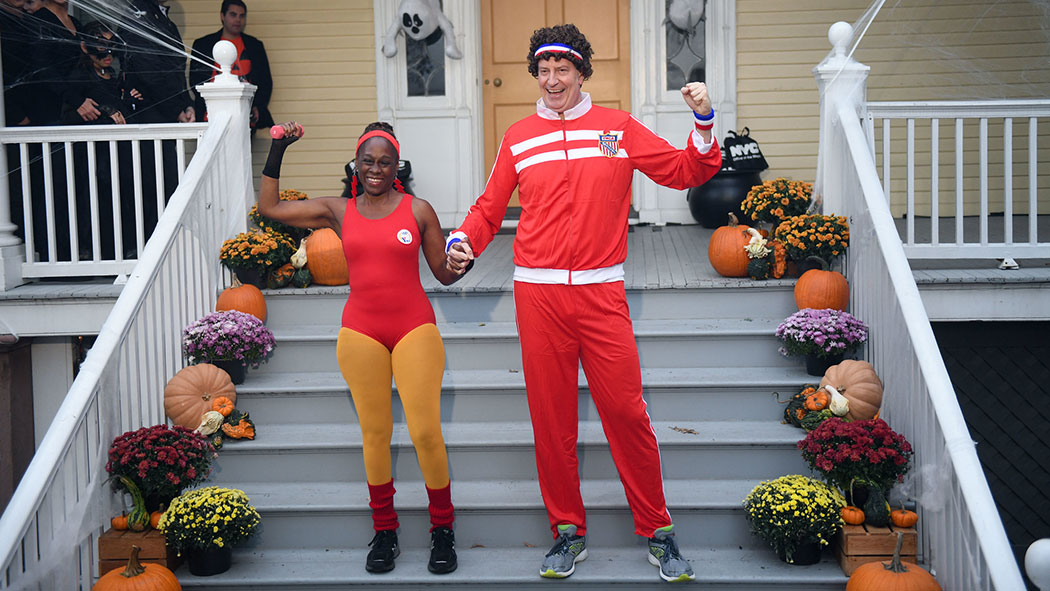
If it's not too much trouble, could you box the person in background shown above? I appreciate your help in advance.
[190,0,273,131]
[122,0,194,124]
[25,0,80,125]
[445,23,721,583]
[1,0,33,126]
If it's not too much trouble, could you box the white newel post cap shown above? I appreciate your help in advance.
[1027,538,1050,590]
[212,40,239,85]
[828,21,852,58]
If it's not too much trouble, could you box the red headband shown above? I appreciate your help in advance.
[356,130,400,157]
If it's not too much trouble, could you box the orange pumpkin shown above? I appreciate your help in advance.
[110,514,128,531]
[794,257,849,311]
[846,532,941,591]
[842,506,865,525]
[216,276,267,322]
[149,509,165,530]
[891,509,919,528]
[707,213,753,278]
[164,364,237,429]
[92,546,181,591]
[305,228,348,285]
[820,360,883,421]
[211,396,235,417]
[804,389,831,411]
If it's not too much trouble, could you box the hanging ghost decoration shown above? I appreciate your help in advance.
[666,0,706,33]
[382,0,463,60]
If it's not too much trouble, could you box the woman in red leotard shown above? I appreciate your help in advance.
[257,121,468,575]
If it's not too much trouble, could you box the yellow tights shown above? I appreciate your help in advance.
[335,324,449,489]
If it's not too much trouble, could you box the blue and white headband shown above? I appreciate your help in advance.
[534,43,583,61]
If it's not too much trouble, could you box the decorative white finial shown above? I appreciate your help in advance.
[212,40,238,84]
[828,21,853,57]
[1027,539,1050,590]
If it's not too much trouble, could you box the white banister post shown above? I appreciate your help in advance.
[813,21,870,215]
[1028,538,1050,590]
[0,32,27,291]
[194,40,256,240]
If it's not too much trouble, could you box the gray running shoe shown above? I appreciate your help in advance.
[539,524,588,578]
[648,525,695,582]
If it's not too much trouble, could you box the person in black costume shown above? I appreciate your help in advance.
[189,0,273,131]
[1,0,34,126]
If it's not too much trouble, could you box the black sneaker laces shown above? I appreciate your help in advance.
[432,527,455,549]
[369,530,397,549]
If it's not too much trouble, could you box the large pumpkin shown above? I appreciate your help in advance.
[305,228,348,285]
[819,360,883,421]
[846,532,941,591]
[216,276,267,322]
[92,545,181,591]
[707,213,753,277]
[164,364,237,429]
[794,257,849,311]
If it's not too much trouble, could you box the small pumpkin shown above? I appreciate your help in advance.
[291,267,312,288]
[794,256,849,311]
[149,509,165,530]
[846,532,941,591]
[707,213,753,278]
[267,262,295,289]
[841,505,865,525]
[211,395,235,417]
[820,360,883,421]
[164,364,237,429]
[92,545,182,591]
[305,228,348,285]
[804,389,830,411]
[216,275,267,322]
[782,386,816,427]
[110,513,128,531]
[222,418,256,440]
[891,508,919,528]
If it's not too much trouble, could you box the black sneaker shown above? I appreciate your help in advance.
[428,526,457,574]
[365,529,399,573]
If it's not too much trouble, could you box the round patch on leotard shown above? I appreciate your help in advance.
[396,229,413,245]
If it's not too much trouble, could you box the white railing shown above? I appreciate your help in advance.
[835,99,1027,589]
[0,124,207,279]
[0,111,238,590]
[866,100,1050,259]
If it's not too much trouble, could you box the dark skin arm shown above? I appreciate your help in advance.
[257,121,344,232]
[413,198,467,286]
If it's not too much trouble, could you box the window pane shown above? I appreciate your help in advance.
[665,0,706,90]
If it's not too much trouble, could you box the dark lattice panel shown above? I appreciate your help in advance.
[933,321,1050,588]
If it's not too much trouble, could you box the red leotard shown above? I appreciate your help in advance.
[340,194,436,351]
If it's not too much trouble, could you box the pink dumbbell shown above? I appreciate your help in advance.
[270,124,304,139]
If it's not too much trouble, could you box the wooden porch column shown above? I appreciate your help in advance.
[0,35,27,291]
[0,340,33,511]
[813,22,870,216]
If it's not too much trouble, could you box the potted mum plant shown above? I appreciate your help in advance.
[248,188,310,244]
[775,308,868,376]
[741,178,813,229]
[106,425,216,518]
[743,474,844,565]
[773,213,850,271]
[158,486,261,576]
[219,229,295,288]
[798,417,913,526]
[182,310,276,384]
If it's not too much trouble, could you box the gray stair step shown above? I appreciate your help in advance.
[256,318,794,374]
[233,367,814,424]
[213,479,776,550]
[262,283,798,328]
[208,420,811,484]
[176,546,847,590]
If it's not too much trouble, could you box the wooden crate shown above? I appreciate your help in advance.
[834,523,917,576]
[98,528,181,574]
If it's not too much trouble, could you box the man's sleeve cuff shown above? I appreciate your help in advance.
[445,231,468,254]
[690,130,715,154]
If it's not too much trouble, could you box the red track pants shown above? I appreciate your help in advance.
[513,280,671,538]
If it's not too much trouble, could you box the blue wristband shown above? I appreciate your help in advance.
[694,109,715,122]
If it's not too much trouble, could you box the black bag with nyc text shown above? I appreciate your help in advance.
[722,128,768,172]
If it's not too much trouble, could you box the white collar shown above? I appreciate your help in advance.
[536,92,592,121]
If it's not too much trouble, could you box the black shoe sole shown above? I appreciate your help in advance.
[365,549,400,573]
[428,559,458,574]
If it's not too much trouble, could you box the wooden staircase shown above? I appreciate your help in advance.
[177,226,849,590]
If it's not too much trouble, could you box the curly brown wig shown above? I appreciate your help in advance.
[527,24,593,80]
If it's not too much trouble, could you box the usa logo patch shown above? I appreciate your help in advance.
[598,132,620,158]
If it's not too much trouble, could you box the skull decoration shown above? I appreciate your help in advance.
[382,0,463,60]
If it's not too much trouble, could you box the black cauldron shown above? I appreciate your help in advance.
[687,169,762,228]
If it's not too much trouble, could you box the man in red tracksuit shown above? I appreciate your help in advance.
[446,24,721,583]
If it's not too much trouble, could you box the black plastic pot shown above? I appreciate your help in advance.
[687,169,762,228]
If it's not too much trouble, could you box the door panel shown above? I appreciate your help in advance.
[482,0,630,207]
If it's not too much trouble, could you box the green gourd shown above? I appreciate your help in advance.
[862,486,891,527]
[747,257,772,280]
[292,267,312,288]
